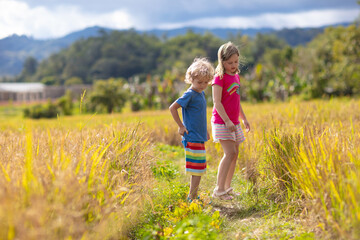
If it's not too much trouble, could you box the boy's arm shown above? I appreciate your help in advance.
[169,102,189,136]
[212,85,236,132]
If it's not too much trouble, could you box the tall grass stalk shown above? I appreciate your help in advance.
[0,120,155,239]
[263,113,360,238]
[1,97,359,239]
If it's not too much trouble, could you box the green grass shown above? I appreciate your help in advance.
[132,143,315,239]
[0,103,27,118]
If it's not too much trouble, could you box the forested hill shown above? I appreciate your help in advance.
[0,23,350,77]
[3,23,360,103]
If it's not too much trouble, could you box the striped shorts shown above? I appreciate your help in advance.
[211,122,246,143]
[182,140,206,176]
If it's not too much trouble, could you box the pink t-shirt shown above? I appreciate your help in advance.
[211,73,241,124]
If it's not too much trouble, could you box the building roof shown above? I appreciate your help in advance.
[0,83,45,93]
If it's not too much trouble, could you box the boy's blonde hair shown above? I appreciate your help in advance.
[185,58,214,84]
[215,41,242,79]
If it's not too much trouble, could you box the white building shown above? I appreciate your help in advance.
[0,82,45,102]
[0,82,91,102]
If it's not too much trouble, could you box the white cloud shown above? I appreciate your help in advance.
[0,0,359,39]
[0,0,135,39]
[159,9,360,30]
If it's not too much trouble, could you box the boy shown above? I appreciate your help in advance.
[169,58,214,201]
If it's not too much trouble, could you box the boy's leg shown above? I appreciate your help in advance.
[225,142,240,189]
[189,175,201,199]
[216,140,237,192]
[184,141,206,200]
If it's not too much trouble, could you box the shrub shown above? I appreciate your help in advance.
[23,100,60,119]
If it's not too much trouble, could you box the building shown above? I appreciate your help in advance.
[0,82,45,102]
[0,82,91,102]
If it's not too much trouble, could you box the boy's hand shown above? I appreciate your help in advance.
[178,126,189,136]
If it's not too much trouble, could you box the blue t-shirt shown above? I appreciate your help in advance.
[176,88,207,142]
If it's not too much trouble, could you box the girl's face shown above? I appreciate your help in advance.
[223,53,239,75]
[191,77,211,93]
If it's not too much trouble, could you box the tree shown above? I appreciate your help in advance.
[41,76,58,86]
[157,31,221,75]
[22,57,38,75]
[241,34,290,101]
[90,58,123,80]
[17,56,38,82]
[251,34,287,64]
[65,77,83,86]
[35,54,66,85]
[296,25,360,97]
[89,78,128,113]
[57,90,74,115]
[257,46,304,101]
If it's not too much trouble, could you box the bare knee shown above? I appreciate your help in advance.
[234,148,239,159]
[220,140,239,161]
[224,150,237,160]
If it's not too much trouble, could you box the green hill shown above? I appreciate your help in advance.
[0,23,349,77]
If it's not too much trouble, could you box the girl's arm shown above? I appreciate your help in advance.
[169,102,189,136]
[212,85,236,132]
[239,103,250,133]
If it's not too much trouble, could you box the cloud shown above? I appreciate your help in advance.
[158,9,360,30]
[0,0,359,39]
[0,0,135,39]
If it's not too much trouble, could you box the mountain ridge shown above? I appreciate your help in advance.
[0,23,352,77]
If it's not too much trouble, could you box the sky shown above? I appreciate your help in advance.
[0,0,359,39]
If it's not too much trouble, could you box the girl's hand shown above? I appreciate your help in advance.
[178,126,189,136]
[225,120,236,132]
[207,132,210,140]
[243,119,250,133]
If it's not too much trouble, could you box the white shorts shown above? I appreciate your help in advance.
[211,122,246,143]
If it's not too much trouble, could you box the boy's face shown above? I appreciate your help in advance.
[223,53,239,75]
[191,77,211,93]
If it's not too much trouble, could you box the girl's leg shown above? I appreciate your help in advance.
[216,140,237,192]
[189,175,201,199]
[224,142,240,190]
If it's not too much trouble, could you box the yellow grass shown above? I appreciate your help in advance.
[242,98,360,239]
[0,97,359,239]
[0,118,155,239]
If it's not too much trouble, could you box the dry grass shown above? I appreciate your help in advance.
[0,97,359,239]
[234,98,360,239]
[120,98,360,238]
[0,120,155,239]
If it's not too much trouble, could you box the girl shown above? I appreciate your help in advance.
[169,58,214,201]
[211,42,250,200]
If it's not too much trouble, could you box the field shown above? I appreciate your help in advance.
[0,98,359,239]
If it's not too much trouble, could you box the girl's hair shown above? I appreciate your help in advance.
[215,41,243,79]
[185,58,214,84]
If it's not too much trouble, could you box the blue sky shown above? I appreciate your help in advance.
[1,0,359,39]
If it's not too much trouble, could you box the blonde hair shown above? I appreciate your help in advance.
[185,58,214,84]
[215,41,242,79]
